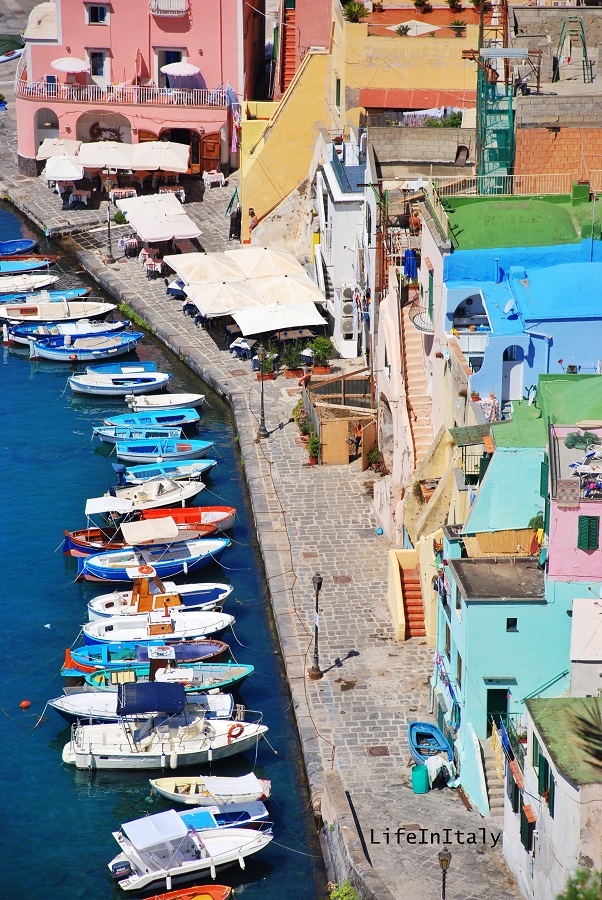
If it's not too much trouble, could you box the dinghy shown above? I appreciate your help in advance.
[115,438,215,464]
[90,477,204,512]
[0,287,90,305]
[85,661,254,694]
[64,639,229,674]
[29,331,143,362]
[143,887,232,900]
[121,459,216,484]
[107,808,272,891]
[0,48,24,64]
[81,607,234,643]
[69,370,171,396]
[62,682,269,771]
[94,425,183,445]
[104,408,201,429]
[0,273,59,294]
[0,256,58,275]
[77,536,231,582]
[142,506,236,533]
[408,722,454,766]
[127,392,205,411]
[49,690,234,724]
[150,772,271,807]
[0,239,38,256]
[9,317,128,346]
[88,361,157,375]
[0,298,116,324]
[87,574,233,619]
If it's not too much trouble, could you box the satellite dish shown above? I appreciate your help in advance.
[504,299,515,315]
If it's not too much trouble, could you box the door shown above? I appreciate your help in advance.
[501,345,524,404]
[200,132,221,175]
[486,688,508,737]
[158,49,182,88]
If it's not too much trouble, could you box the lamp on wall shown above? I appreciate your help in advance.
[198,49,203,56]
[65,124,71,132]
[65,46,71,52]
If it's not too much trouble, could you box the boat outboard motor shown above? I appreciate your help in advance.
[112,462,127,486]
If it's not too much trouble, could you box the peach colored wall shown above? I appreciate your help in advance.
[548,501,602,580]
[295,0,332,53]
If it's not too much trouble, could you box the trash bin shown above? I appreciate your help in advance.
[411,764,430,794]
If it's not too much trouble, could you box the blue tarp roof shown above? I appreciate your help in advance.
[462,447,545,534]
[117,681,186,715]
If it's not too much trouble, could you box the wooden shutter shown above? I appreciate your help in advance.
[578,516,599,550]
[548,776,555,818]
[532,735,540,768]
[428,269,434,321]
[544,496,550,535]
[589,516,600,549]
[539,455,549,498]
[538,754,549,795]
[519,806,530,849]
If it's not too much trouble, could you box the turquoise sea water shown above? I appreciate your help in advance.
[0,205,325,899]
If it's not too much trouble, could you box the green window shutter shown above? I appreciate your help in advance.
[538,754,549,795]
[519,807,529,848]
[512,781,520,814]
[544,497,550,535]
[578,516,600,550]
[539,456,549,498]
[589,516,600,549]
[532,735,540,769]
[335,78,341,110]
[548,777,555,818]
[428,270,434,321]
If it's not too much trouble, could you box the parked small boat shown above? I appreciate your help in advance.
[0,299,116,324]
[29,331,143,362]
[77,537,230,584]
[94,425,183,445]
[0,256,58,275]
[69,370,171,396]
[85,661,253,694]
[0,48,24,65]
[82,607,234,644]
[49,690,234,724]
[8,317,128,346]
[142,506,236,533]
[91,477,204,512]
[104,408,201,429]
[63,639,229,674]
[0,274,59,294]
[115,438,215,465]
[122,460,216,484]
[150,772,271,808]
[86,575,233,619]
[0,239,38,256]
[89,361,157,375]
[0,287,91,305]
[127,392,205,411]
[408,722,454,766]
[142,886,232,900]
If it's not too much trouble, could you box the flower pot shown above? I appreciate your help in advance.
[285,368,305,379]
[300,434,310,444]
[257,372,276,381]
[471,392,480,402]
[312,365,331,375]
[309,456,318,466]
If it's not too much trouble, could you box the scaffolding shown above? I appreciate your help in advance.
[552,16,592,84]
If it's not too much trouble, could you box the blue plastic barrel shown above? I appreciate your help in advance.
[411,764,430,794]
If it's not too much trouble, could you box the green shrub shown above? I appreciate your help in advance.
[308,430,320,458]
[343,1,369,22]
[368,448,383,466]
[114,210,127,225]
[330,881,360,900]
[282,340,304,370]
[528,513,544,531]
[311,335,333,366]
[395,24,411,36]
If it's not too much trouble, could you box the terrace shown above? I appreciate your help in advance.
[549,424,602,502]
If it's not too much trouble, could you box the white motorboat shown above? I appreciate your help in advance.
[62,682,268,770]
[69,370,171,396]
[150,772,271,807]
[92,478,204,513]
[0,273,59,294]
[108,808,273,891]
[87,574,233,620]
[0,298,116,323]
[127,392,205,411]
[49,691,234,724]
[82,607,234,644]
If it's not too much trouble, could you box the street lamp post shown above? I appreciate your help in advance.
[438,848,452,900]
[308,572,323,680]
[256,342,269,439]
[105,198,115,264]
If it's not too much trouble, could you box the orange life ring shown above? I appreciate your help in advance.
[138,565,153,575]
[298,373,311,387]
[227,723,244,744]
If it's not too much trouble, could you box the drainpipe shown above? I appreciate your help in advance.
[527,331,552,373]
[494,257,500,283]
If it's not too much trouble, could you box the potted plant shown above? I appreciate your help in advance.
[256,349,277,381]
[343,1,369,22]
[282,341,305,379]
[308,430,320,465]
[470,389,480,401]
[311,336,333,374]
[372,0,383,10]
[450,19,467,36]
[297,405,311,439]
[395,24,411,36]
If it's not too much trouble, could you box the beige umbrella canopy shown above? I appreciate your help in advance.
[51,56,90,73]
[36,138,82,160]
[183,281,262,317]
[224,247,304,279]
[252,273,326,306]
[77,141,134,169]
[116,193,183,218]
[44,154,84,181]
[130,141,189,173]
[232,301,327,336]
[163,252,245,285]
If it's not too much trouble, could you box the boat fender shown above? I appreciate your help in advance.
[69,354,77,361]
[166,874,172,891]
[160,752,166,768]
[227,723,244,744]
[169,750,178,769]
[86,753,93,770]
[207,745,212,762]
[210,862,216,880]
[238,854,246,870]
[183,561,188,575]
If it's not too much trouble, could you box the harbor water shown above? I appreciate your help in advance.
[0,203,325,899]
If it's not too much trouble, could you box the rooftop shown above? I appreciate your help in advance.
[462,447,545,534]
[511,262,602,322]
[550,423,602,500]
[491,403,547,449]
[526,697,602,786]
[448,557,544,602]
[365,7,489,39]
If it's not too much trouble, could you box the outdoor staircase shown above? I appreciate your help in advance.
[282,6,297,93]
[401,306,434,471]
[401,568,426,639]
[481,739,505,821]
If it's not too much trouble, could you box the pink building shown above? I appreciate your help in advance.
[16,0,264,175]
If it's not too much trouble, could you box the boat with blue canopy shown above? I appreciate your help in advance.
[29,330,143,362]
[48,689,235,724]
[115,438,215,464]
[76,537,231,581]
[103,408,201,429]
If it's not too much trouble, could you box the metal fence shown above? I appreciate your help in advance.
[16,80,227,108]
[434,172,597,197]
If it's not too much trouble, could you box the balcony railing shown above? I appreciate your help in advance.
[149,0,189,14]
[408,303,435,334]
[16,79,227,108]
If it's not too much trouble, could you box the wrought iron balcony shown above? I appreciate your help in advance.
[408,303,435,334]
[149,0,189,15]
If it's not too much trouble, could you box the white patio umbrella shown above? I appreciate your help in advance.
[51,56,90,73]
[77,141,134,170]
[232,301,327,337]
[116,193,183,218]
[252,273,326,306]
[224,247,304,279]
[183,281,262,317]
[44,154,84,181]
[36,138,82,160]
[160,61,201,76]
[163,252,245,285]
[131,141,189,173]
[128,211,201,243]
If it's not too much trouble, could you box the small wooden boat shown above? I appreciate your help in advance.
[142,506,236,533]
[8,317,128,345]
[86,575,233,618]
[115,438,215,464]
[122,459,216,484]
[94,424,183,445]
[0,299,116,324]
[0,274,59,294]
[85,661,254,694]
[0,239,38,256]
[0,48,24,65]
[29,330,143,362]
[69,370,171,396]
[63,639,229,674]
[96,476,204,511]
[127,392,205,411]
[408,722,454,766]
[49,690,234,724]
[150,772,271,808]
[0,287,90,305]
[0,256,58,275]
[88,361,157,375]
[104,408,201,429]
[143,886,232,900]
[76,536,231,582]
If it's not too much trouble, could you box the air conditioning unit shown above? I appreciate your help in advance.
[341,318,354,335]
[342,301,354,317]
[341,285,354,300]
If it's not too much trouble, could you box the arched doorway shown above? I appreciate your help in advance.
[502,345,524,403]
[378,395,394,473]
[76,111,132,143]
[161,129,221,176]
[34,108,59,150]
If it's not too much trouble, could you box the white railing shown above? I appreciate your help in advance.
[149,0,188,14]
[424,180,450,239]
[321,225,332,260]
[434,172,587,197]
[16,80,227,108]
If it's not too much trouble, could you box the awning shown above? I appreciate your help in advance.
[117,681,186,716]
[224,247,304,279]
[85,496,134,515]
[233,301,327,336]
[77,140,134,170]
[44,154,84,181]
[449,424,492,447]
[130,141,190,173]
[121,810,188,851]
[360,88,477,110]
[120,517,179,545]
[36,138,82,161]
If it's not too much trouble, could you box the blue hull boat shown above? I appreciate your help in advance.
[48,690,234,724]
[63,639,229,673]
[0,257,58,275]
[0,239,38,256]
[94,424,183,444]
[76,537,231,581]
[69,371,171,396]
[408,722,454,766]
[122,459,217,484]
[87,361,157,375]
[30,330,143,362]
[103,408,201,429]
[9,318,129,346]
[85,662,254,694]
[115,438,215,464]
[0,287,91,305]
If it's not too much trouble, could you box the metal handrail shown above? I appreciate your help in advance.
[408,304,435,334]
[16,80,227,108]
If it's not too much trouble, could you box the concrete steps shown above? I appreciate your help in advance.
[401,568,426,638]
[401,307,433,471]
[481,738,506,821]
[282,9,297,92]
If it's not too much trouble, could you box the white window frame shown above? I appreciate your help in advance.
[87,48,110,82]
[85,3,110,25]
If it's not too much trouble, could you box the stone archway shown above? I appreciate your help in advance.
[76,110,132,143]
[34,108,59,149]
[378,394,395,474]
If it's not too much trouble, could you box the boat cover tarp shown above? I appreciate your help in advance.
[179,808,218,830]
[201,773,263,794]
[135,642,221,663]
[122,809,188,850]
[117,681,186,715]
[0,34,24,55]
[120,517,179,545]
[85,496,134,515]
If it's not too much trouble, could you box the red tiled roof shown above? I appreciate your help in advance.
[360,88,476,110]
